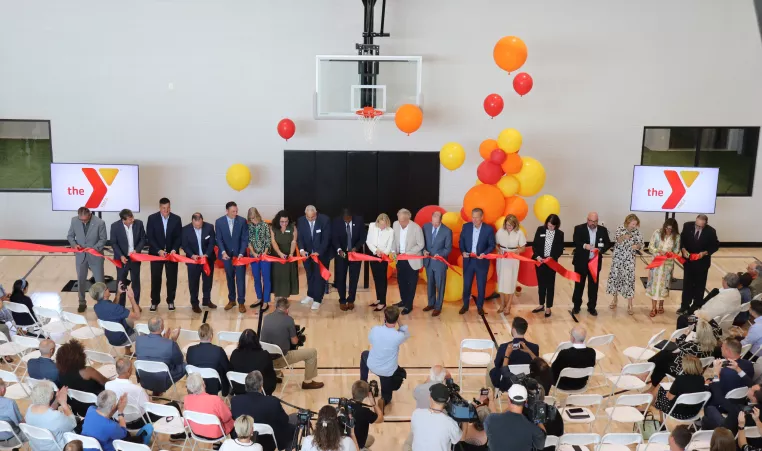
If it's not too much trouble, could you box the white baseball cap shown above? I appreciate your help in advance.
[508,384,527,403]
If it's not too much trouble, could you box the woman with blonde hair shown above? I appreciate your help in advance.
[495,214,526,314]
[218,415,263,451]
[653,355,707,421]
[646,218,681,317]
[647,315,721,387]
[247,207,273,312]
[366,213,394,312]
[606,214,644,314]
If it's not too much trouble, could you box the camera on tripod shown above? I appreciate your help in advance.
[328,397,355,434]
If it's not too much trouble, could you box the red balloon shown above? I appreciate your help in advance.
[513,73,533,96]
[413,205,447,228]
[476,160,504,184]
[460,207,469,222]
[489,149,506,165]
[483,93,504,118]
[517,247,538,286]
[277,118,296,140]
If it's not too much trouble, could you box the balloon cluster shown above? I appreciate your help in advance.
[483,36,533,118]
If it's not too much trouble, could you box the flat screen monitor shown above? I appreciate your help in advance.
[51,163,140,212]
[630,165,718,213]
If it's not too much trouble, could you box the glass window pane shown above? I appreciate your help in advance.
[642,127,697,167]
[0,120,52,191]
[698,127,758,196]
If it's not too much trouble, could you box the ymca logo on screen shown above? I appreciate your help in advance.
[658,170,699,209]
[77,168,120,208]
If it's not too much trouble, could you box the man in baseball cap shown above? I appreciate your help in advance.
[410,383,462,450]
[508,384,528,404]
[484,383,545,451]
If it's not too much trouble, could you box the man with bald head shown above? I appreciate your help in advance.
[572,212,612,316]
[134,316,185,395]
[551,326,596,390]
[28,338,59,384]
[297,205,332,311]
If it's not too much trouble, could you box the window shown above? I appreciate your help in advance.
[0,119,53,191]
[641,126,759,196]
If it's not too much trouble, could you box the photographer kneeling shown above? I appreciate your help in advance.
[484,385,546,451]
[348,381,383,450]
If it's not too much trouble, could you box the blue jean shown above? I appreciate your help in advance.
[249,260,272,304]
[223,259,246,303]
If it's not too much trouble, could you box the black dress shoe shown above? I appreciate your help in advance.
[401,308,412,315]
[150,304,158,312]
[249,300,263,308]
[545,310,552,318]
[203,302,218,309]
[459,307,468,315]
[191,305,202,314]
[532,306,544,313]
[168,303,175,311]
[477,308,485,316]
[261,304,270,313]
[393,302,404,308]
[77,303,87,313]
[588,309,598,316]
[373,304,386,312]
[572,307,580,314]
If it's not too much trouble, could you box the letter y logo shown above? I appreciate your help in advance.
[82,168,120,208]
[662,170,699,209]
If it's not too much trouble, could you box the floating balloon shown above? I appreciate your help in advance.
[479,139,499,160]
[394,104,423,135]
[476,160,504,185]
[489,149,507,165]
[277,118,295,141]
[414,205,447,228]
[533,194,560,222]
[493,36,528,73]
[387,264,394,279]
[513,72,534,96]
[226,164,251,191]
[517,247,538,287]
[483,93,504,118]
[496,175,520,197]
[440,142,466,170]
[513,156,546,197]
[501,153,523,174]
[520,224,527,238]
[463,184,506,224]
[444,268,464,302]
[497,128,522,154]
[442,211,464,231]
[503,195,529,222]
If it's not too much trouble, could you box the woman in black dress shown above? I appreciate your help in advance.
[531,214,564,318]
[653,354,708,421]
[56,339,107,417]
[9,279,39,328]
[229,329,277,395]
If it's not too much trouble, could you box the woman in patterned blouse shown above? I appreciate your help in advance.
[247,208,273,313]
[647,315,721,387]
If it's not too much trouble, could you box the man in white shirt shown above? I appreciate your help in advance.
[110,209,146,307]
[410,383,462,451]
[360,306,410,406]
[676,272,742,329]
[104,357,150,428]
[392,209,424,315]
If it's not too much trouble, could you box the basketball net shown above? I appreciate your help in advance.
[356,107,383,144]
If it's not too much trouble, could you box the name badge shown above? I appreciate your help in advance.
[285,230,292,233]
[540,234,546,237]
[316,229,322,233]
[205,235,210,239]
[598,243,604,247]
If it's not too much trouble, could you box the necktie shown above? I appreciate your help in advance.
[346,223,351,250]
[228,218,233,236]
[433,227,438,240]
[83,221,89,237]
[310,221,314,238]
[695,228,700,241]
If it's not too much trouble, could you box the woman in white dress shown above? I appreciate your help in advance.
[495,214,526,314]
[366,213,394,311]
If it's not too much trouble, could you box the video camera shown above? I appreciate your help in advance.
[291,325,307,350]
[328,397,355,435]
[507,373,557,424]
[443,379,488,424]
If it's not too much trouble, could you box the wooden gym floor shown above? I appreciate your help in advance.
[1,247,760,450]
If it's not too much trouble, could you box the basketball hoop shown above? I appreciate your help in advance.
[356,107,383,144]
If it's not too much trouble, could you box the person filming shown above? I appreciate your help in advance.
[484,385,545,451]
[300,405,359,451]
[348,381,383,450]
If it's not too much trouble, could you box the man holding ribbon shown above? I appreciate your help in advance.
[146,198,182,312]
[216,202,249,313]
[679,214,720,315]
[332,208,365,312]
[297,205,333,312]
[67,206,107,312]
[392,208,425,315]
[422,211,452,317]
[571,212,612,317]
[182,213,217,314]
[459,208,496,316]
[110,209,145,308]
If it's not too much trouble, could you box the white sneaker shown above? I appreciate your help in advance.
[301,296,314,305]
[311,302,321,311]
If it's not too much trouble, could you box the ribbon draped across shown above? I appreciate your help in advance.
[588,249,600,283]
[645,252,688,269]
[129,253,210,277]
[468,252,540,265]
[0,239,124,268]
[348,252,462,276]
[233,254,329,281]
[542,258,582,283]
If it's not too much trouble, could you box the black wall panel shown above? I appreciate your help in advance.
[347,152,378,221]
[315,151,347,219]
[283,151,316,219]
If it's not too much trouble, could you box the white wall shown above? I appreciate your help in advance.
[1,0,761,241]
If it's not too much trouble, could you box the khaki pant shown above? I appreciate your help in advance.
[402,432,413,451]
[274,347,318,381]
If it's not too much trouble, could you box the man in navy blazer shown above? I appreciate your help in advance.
[185,324,230,396]
[215,201,248,313]
[422,211,452,316]
[297,205,332,311]
[146,198,182,311]
[332,208,366,310]
[459,208,496,315]
[110,209,146,306]
[182,212,217,314]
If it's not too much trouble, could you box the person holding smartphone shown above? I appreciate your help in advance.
[487,317,539,391]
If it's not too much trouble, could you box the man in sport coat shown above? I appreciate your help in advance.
[182,212,217,313]
[146,197,182,311]
[571,212,613,316]
[392,208,425,315]
[332,208,366,311]
[422,211,452,316]
[215,201,248,312]
[297,205,333,311]
[459,208,496,316]
[110,208,146,307]
[67,206,108,312]
[679,214,720,314]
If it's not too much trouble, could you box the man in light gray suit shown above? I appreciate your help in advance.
[422,212,452,316]
[67,206,108,312]
[391,208,425,315]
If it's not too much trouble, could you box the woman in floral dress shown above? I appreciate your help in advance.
[247,207,273,312]
[646,218,681,317]
[606,214,644,315]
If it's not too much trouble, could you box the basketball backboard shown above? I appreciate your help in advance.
[314,55,423,120]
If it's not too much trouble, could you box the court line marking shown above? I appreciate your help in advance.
[23,256,45,279]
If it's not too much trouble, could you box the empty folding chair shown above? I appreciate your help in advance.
[261,341,294,394]
[551,367,595,397]
[660,392,711,431]
[61,312,105,347]
[686,430,714,450]
[33,306,70,337]
[97,320,134,356]
[143,402,187,450]
[603,393,653,436]
[543,341,572,364]
[0,333,36,372]
[20,423,62,451]
[587,334,615,378]
[113,439,151,451]
[134,323,150,336]
[606,362,655,396]
[226,371,248,395]
[559,394,603,432]
[134,360,179,399]
[186,365,223,395]
[0,420,25,450]
[184,410,228,448]
[11,335,41,373]
[558,433,600,451]
[64,432,104,451]
[458,339,495,387]
[253,423,278,451]
[178,329,201,354]
[637,432,671,451]
[598,433,642,451]
[653,327,692,352]
[623,330,665,363]
[218,331,242,357]
[0,369,30,399]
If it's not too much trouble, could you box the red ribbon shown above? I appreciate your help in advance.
[469,252,540,265]
[689,253,701,261]
[588,249,600,283]
[645,252,686,269]
[348,252,393,263]
[312,254,331,280]
[542,258,582,283]
[349,252,462,276]
[0,239,123,268]
[232,254,307,265]
[129,253,210,277]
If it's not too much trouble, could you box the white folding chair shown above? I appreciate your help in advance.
[0,420,24,450]
[178,329,201,355]
[718,313,735,333]
[552,366,595,397]
[186,365,223,395]
[653,326,692,351]
[143,402,187,450]
[61,312,105,346]
[741,343,752,357]
[687,430,715,450]
[33,306,70,337]
[4,301,44,332]
[603,393,653,436]
[134,323,150,336]
[660,392,711,431]
[587,334,615,379]
[217,331,241,357]
[0,369,30,399]
[20,423,62,451]
[606,362,655,395]
[543,341,572,363]
[545,436,560,449]
[184,410,228,449]
[11,335,41,373]
[97,320,134,356]
[458,339,495,387]
[637,432,671,451]
[559,394,603,431]
[68,388,98,417]
[0,333,36,372]
[699,357,715,369]
[623,330,665,362]
[598,433,642,451]
[226,371,248,395]
[26,377,59,392]
[253,423,278,450]
[508,364,530,375]
[64,432,104,451]
[134,360,179,399]
[754,293,762,301]
[113,439,151,451]
[725,386,748,401]
[261,341,294,395]
[85,349,118,379]
[559,433,601,451]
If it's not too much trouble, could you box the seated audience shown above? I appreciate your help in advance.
[104,357,150,428]
[677,273,742,328]
[183,373,234,439]
[488,317,539,390]
[738,407,762,451]
[229,329,277,395]
[81,390,143,451]
[186,324,230,396]
[25,382,77,451]
[65,440,83,451]
[741,300,762,358]
[458,395,492,451]
[9,278,39,330]
[653,355,708,420]
[28,338,59,385]
[550,326,596,390]
[750,262,762,299]
[484,384,545,451]
[528,357,554,396]
[261,297,324,390]
[413,365,449,410]
[91,282,139,353]
[0,378,24,448]
[0,291,13,349]
[219,415,263,451]
[134,316,186,395]
[410,384,462,451]
[669,426,692,451]
[300,405,359,451]
[649,316,721,387]
[710,427,737,451]
[707,338,754,406]
[703,384,762,432]
[230,371,294,451]
[56,339,107,417]
[349,380,384,450]
[735,272,754,325]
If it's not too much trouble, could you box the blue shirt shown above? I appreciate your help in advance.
[743,320,762,356]
[161,215,169,237]
[471,225,481,254]
[367,325,410,377]
[93,299,134,346]
[0,397,22,442]
[27,357,59,385]
[81,406,127,451]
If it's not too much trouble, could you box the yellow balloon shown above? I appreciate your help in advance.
[533,194,560,222]
[439,142,466,170]
[442,212,463,230]
[497,128,522,154]
[496,175,520,197]
[226,164,251,191]
[494,215,506,230]
[475,179,483,186]
[443,268,464,302]
[513,156,546,197]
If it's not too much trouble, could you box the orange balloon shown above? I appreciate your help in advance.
[463,184,506,224]
[503,195,528,222]
[394,104,423,135]
[501,154,523,174]
[493,36,528,73]
[479,139,499,160]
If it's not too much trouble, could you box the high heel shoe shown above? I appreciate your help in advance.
[609,299,617,309]
[544,309,551,318]
[532,306,544,313]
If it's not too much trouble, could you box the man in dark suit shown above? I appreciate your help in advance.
[422,211,452,316]
[571,212,613,316]
[181,212,217,314]
[134,316,186,395]
[551,326,597,390]
[708,338,754,408]
[110,209,146,307]
[297,205,332,311]
[146,198,182,312]
[215,201,249,313]
[459,208,496,316]
[332,208,365,311]
[185,324,230,396]
[679,214,720,315]
[231,371,295,451]
[489,317,539,390]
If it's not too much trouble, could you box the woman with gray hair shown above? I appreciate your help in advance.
[219,415,263,451]
[184,373,234,439]
[25,382,77,451]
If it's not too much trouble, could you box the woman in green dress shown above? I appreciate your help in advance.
[270,210,299,298]
[646,218,681,317]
